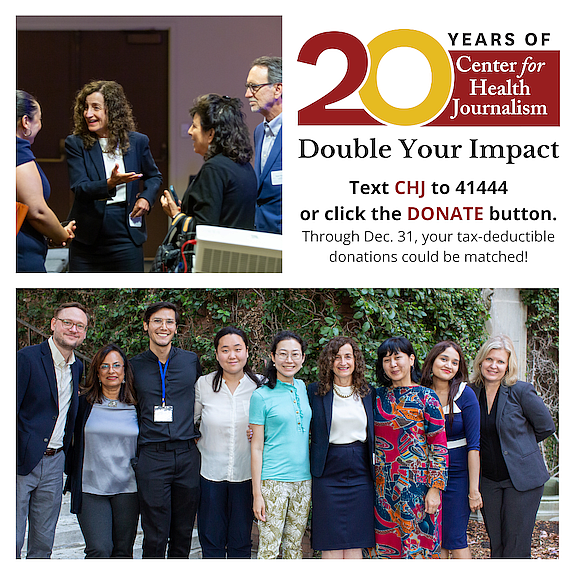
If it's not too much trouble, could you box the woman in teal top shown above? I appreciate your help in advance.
[249,330,312,559]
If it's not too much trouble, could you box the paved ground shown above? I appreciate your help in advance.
[22,491,203,559]
[22,487,558,559]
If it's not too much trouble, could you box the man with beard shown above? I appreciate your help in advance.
[17,302,88,558]
[130,302,202,558]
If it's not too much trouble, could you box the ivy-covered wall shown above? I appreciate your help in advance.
[17,288,489,383]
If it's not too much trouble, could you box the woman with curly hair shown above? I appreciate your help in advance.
[160,94,257,232]
[65,80,162,271]
[307,336,375,558]
[64,344,139,557]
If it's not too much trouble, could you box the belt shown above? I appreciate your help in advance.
[447,438,468,449]
[44,447,64,456]
[144,439,195,451]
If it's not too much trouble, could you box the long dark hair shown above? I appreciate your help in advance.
[263,330,307,389]
[211,326,260,392]
[316,336,370,398]
[376,336,421,388]
[421,341,469,426]
[81,343,137,405]
[72,80,136,153]
[189,94,253,164]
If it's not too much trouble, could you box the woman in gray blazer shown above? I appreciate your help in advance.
[470,334,555,558]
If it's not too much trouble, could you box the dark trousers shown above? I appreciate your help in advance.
[135,441,200,558]
[197,477,253,558]
[77,492,139,558]
[480,476,544,558]
[69,203,144,272]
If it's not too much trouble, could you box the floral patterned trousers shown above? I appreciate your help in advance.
[257,479,312,559]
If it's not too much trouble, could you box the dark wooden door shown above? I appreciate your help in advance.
[17,29,169,260]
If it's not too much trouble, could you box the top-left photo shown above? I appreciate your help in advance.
[16,15,282,273]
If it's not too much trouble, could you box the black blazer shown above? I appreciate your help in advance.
[17,340,83,476]
[471,380,555,491]
[64,395,93,514]
[65,132,162,246]
[307,382,375,480]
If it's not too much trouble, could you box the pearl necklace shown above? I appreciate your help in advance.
[333,384,353,398]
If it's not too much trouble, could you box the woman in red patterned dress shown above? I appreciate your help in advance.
[372,337,448,558]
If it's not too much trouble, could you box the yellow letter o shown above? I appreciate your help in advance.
[359,29,453,126]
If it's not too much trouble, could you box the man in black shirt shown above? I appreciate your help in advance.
[130,302,202,558]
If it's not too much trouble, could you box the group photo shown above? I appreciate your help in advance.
[16,288,559,560]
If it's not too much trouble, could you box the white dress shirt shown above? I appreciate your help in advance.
[194,371,258,482]
[47,336,75,449]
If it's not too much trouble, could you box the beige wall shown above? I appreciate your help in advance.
[17,15,282,194]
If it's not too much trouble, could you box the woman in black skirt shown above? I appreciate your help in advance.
[307,336,375,558]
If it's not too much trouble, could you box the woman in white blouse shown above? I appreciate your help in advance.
[194,326,261,558]
[307,336,375,558]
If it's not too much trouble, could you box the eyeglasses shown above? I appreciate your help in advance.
[150,318,176,327]
[275,351,302,361]
[245,82,273,94]
[100,362,123,371]
[56,318,87,332]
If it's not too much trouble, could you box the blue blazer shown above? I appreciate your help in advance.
[65,132,162,246]
[253,123,282,234]
[307,382,375,480]
[17,340,83,476]
[471,381,555,491]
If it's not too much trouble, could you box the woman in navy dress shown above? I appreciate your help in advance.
[16,90,75,271]
[421,341,482,558]
[308,336,375,558]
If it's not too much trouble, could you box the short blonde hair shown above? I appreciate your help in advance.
[470,334,518,387]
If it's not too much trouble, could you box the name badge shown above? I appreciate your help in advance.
[154,405,174,422]
[271,170,282,186]
[129,215,143,227]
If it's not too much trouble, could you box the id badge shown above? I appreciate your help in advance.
[129,215,143,227]
[154,405,174,422]
[271,170,282,186]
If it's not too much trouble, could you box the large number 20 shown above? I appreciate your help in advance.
[297,30,453,126]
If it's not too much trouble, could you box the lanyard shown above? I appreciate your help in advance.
[158,358,170,406]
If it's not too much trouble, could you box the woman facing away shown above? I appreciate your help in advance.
[16,90,75,271]
[160,94,257,232]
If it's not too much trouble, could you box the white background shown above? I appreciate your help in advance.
[6,0,571,572]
